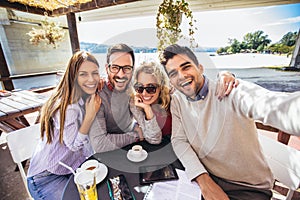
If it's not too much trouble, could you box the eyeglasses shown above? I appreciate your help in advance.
[134,84,159,94]
[108,64,133,74]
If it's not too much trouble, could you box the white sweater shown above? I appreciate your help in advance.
[171,79,300,189]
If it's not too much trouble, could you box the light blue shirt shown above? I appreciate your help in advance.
[187,75,209,102]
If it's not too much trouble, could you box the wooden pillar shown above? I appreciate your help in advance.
[67,12,80,54]
[0,43,14,91]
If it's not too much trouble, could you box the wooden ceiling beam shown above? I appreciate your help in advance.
[0,1,48,15]
[52,0,140,16]
[0,0,140,16]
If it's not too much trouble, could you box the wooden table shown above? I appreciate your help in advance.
[0,90,49,133]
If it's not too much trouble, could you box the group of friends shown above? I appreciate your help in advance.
[26,43,300,200]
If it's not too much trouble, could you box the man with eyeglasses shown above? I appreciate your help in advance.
[89,43,145,153]
[89,43,238,153]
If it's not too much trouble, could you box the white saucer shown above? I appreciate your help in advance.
[127,150,148,162]
[96,162,108,184]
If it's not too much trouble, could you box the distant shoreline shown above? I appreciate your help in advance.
[6,53,299,92]
[207,53,291,69]
[92,52,293,71]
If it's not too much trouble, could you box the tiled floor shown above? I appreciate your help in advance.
[0,143,31,200]
[0,112,299,200]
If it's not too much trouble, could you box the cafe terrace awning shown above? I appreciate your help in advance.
[1,0,299,52]
[0,0,299,20]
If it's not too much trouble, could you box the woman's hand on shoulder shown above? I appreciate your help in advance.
[97,78,105,92]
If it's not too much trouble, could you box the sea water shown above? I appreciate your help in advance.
[8,53,300,92]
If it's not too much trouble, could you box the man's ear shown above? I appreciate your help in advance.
[198,64,204,74]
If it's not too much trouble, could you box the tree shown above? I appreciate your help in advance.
[243,30,271,51]
[280,31,297,47]
[267,43,293,54]
[216,46,230,54]
[216,30,296,55]
[228,38,241,53]
[266,31,298,55]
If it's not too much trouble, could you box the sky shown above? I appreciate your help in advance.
[77,3,300,48]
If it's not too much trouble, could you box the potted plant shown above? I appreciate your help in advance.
[156,0,197,55]
[26,14,65,48]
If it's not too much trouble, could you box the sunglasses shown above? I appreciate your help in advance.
[134,84,159,94]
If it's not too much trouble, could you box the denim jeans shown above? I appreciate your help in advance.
[27,170,71,200]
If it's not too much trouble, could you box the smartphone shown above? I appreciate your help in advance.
[107,174,136,200]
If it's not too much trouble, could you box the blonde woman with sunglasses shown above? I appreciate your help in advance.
[130,62,171,143]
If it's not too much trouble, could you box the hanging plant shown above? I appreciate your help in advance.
[26,14,66,48]
[156,0,197,55]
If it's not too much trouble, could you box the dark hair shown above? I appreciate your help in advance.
[106,43,135,66]
[160,44,199,68]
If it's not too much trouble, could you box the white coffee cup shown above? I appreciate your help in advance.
[77,159,101,178]
[129,145,143,158]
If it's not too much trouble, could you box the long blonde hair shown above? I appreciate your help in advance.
[131,62,171,110]
[40,51,99,143]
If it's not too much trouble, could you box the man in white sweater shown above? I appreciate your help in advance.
[160,44,300,200]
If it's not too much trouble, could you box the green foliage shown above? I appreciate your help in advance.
[156,0,197,55]
[243,30,271,50]
[264,31,297,55]
[216,46,229,54]
[267,43,294,54]
[228,38,241,53]
[217,30,297,55]
[280,31,297,46]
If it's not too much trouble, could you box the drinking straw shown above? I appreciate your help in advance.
[59,161,76,175]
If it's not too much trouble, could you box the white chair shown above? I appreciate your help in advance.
[6,123,41,198]
[258,134,300,200]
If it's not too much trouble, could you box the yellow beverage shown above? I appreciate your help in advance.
[75,171,98,200]
[76,181,97,200]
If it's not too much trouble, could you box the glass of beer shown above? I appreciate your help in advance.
[74,170,98,200]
